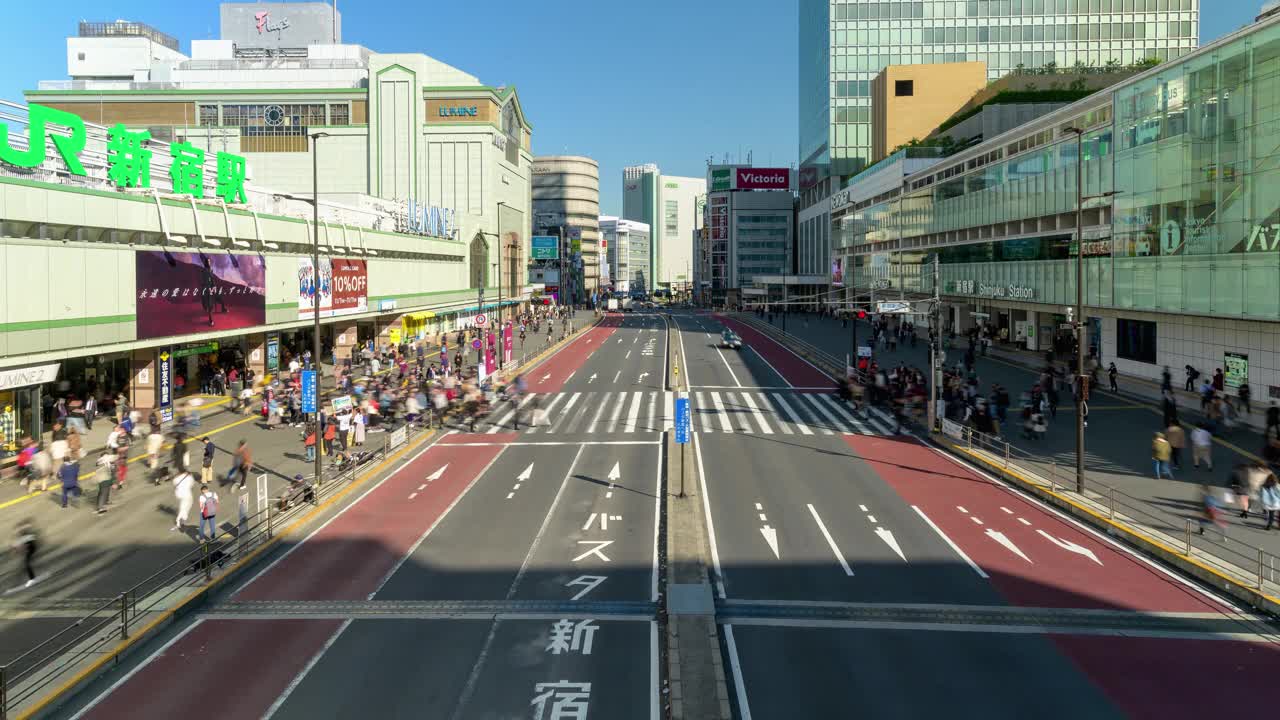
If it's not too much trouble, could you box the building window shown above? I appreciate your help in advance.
[664,200,679,237]
[328,103,349,125]
[220,103,326,152]
[894,79,914,96]
[198,104,219,127]
[1116,318,1157,364]
[469,233,490,289]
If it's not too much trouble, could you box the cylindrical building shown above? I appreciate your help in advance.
[533,155,601,299]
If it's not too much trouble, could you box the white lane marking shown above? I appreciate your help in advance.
[745,343,794,389]
[799,394,839,435]
[1001,507,1014,514]
[418,484,427,491]
[694,432,727,598]
[957,506,969,513]
[1018,517,1032,526]
[758,513,768,522]
[758,395,793,435]
[624,391,644,433]
[547,392,582,433]
[867,515,877,523]
[710,392,734,433]
[650,622,660,720]
[807,503,854,576]
[527,393,567,435]
[613,370,621,383]
[912,505,989,578]
[634,335,640,344]
[755,502,763,510]
[859,505,868,512]
[740,393,774,434]
[724,625,754,720]
[716,346,743,387]
[606,391,628,433]
[814,393,872,434]
[651,442,664,603]
[262,619,354,719]
[971,516,984,525]
[408,492,418,500]
[68,620,205,719]
[646,391,657,432]
[626,350,632,359]
[771,393,813,435]
[663,391,674,432]
[695,391,713,432]
[586,391,612,433]
[507,444,587,599]
[566,371,576,382]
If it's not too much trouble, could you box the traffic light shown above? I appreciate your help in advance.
[856,310,867,320]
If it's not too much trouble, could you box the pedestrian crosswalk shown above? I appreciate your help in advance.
[468,390,895,436]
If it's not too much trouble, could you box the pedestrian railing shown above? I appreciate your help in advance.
[951,422,1280,603]
[0,312,600,719]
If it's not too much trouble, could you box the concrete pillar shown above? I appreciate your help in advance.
[246,333,266,379]
[1026,310,1039,351]
[129,349,157,413]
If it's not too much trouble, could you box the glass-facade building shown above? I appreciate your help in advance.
[799,0,1201,184]
[835,15,1280,390]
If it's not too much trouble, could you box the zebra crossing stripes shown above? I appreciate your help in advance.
[465,390,894,436]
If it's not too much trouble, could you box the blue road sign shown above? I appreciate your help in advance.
[301,370,317,414]
[675,396,691,444]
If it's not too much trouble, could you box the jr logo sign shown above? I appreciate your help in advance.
[0,104,87,176]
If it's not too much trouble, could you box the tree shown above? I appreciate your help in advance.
[1134,56,1163,69]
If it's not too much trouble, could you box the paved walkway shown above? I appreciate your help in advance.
[749,310,1280,570]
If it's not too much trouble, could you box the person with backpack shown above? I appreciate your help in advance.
[197,484,219,543]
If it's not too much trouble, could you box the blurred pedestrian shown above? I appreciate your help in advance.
[94,452,114,515]
[171,470,195,533]
[10,521,38,590]
[1191,423,1213,471]
[59,457,81,508]
[197,484,219,542]
[1198,484,1227,535]
[1107,362,1118,393]
[1261,474,1280,530]
[1152,432,1173,480]
[1165,422,1186,470]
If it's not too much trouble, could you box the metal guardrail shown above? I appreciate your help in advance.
[0,315,596,718]
[950,422,1280,596]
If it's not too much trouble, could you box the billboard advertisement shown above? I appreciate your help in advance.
[735,167,792,190]
[831,258,844,287]
[298,257,368,319]
[710,167,732,192]
[135,251,265,340]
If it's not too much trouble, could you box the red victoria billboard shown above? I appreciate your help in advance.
[735,167,791,190]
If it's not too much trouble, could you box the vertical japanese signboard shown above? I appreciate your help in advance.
[157,350,174,422]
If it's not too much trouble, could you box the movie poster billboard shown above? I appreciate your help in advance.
[831,257,844,287]
[135,251,266,340]
[298,257,368,319]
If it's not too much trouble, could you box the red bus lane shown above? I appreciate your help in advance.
[528,316,618,393]
[714,315,835,390]
[236,441,508,601]
[843,434,1229,613]
[78,439,512,719]
[81,620,343,719]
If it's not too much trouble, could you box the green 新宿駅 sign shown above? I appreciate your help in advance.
[531,235,559,260]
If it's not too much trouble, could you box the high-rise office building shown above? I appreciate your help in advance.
[622,164,706,290]
[799,0,1200,196]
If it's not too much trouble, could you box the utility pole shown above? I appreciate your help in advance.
[1069,127,1087,495]
[928,254,941,432]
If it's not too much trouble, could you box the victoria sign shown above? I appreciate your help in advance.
[735,167,791,190]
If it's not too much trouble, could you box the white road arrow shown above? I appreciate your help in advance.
[588,373,598,383]
[760,525,780,559]
[1036,529,1103,566]
[985,529,1032,563]
[638,372,649,383]
[426,464,448,482]
[608,462,621,482]
[517,463,534,482]
[875,527,907,562]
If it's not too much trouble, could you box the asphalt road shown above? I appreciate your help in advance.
[58,313,665,720]
[674,309,1280,720]
[45,309,1280,720]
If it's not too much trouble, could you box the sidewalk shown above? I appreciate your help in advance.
[747,310,1280,563]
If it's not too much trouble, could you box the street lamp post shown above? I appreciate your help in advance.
[309,131,329,488]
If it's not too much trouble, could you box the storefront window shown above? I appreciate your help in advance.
[1116,318,1158,363]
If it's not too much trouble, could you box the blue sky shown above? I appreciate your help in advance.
[0,0,1262,215]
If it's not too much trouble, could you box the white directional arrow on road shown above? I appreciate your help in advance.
[760,525,780,559]
[638,372,649,383]
[588,373,597,383]
[985,529,1032,563]
[608,462,621,482]
[875,527,907,562]
[517,463,534,482]
[426,464,448,482]
[1036,529,1103,565]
